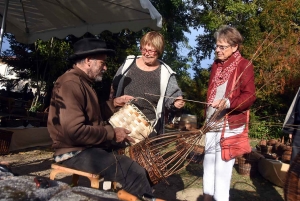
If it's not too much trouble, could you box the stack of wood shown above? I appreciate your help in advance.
[256,137,292,163]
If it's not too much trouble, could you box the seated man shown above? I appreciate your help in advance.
[47,38,153,198]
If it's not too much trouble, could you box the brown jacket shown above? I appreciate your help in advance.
[47,67,115,156]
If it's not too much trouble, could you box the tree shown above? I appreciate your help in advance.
[187,0,261,63]
[187,0,300,97]
[244,0,300,138]
[242,0,300,98]
[187,0,300,137]
[0,0,192,110]
[1,34,74,110]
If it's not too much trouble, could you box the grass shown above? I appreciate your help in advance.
[173,161,284,200]
[173,138,285,201]
[162,127,285,198]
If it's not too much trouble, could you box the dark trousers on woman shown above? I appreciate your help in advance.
[60,147,153,197]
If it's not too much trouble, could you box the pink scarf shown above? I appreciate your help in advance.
[207,51,242,104]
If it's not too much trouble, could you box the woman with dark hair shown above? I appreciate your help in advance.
[203,25,256,201]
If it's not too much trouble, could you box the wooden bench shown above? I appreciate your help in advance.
[50,163,103,189]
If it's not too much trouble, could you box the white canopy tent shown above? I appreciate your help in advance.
[0,0,162,49]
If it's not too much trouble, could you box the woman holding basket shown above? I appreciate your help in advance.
[203,25,256,201]
[111,31,185,137]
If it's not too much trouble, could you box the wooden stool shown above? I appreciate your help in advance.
[50,163,103,189]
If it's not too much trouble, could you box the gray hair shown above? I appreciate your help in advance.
[214,25,243,47]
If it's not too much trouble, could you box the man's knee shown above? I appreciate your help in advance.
[130,161,148,176]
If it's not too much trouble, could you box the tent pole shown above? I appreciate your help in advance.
[0,0,9,52]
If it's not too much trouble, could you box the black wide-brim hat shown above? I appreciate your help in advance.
[69,38,115,60]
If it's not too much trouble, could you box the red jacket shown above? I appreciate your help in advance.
[207,57,256,129]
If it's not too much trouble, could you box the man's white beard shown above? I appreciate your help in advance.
[95,75,103,82]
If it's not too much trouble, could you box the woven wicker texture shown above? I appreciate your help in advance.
[176,137,204,163]
[0,129,14,155]
[109,98,155,145]
[114,92,248,184]
[117,130,203,185]
[284,152,300,201]
[237,155,258,176]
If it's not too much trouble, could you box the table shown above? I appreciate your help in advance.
[1,126,52,152]
[258,157,289,187]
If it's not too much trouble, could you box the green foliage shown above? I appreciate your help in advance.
[1,0,299,139]
[186,0,300,133]
[151,0,192,75]
[1,34,73,96]
[249,102,285,140]
[249,120,270,140]
[243,0,300,100]
[187,0,259,63]
[1,0,192,108]
[29,102,43,112]
[180,67,210,126]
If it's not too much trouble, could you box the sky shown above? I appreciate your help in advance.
[1,37,10,51]
[182,28,214,78]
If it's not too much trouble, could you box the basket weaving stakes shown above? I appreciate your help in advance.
[117,130,204,185]
[114,92,248,184]
[109,97,205,184]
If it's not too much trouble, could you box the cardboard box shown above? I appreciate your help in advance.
[258,157,289,187]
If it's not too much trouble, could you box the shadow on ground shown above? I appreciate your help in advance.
[231,164,284,201]
[12,158,54,176]
[153,174,185,201]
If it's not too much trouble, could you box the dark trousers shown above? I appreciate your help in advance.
[61,147,153,197]
[291,133,300,164]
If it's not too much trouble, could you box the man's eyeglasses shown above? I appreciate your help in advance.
[140,48,157,55]
[215,45,231,51]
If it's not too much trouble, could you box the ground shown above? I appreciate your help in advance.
[0,145,285,201]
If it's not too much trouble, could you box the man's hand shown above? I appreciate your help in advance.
[173,96,185,109]
[114,127,135,143]
[113,95,135,107]
[210,99,227,109]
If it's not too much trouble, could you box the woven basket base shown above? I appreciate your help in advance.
[238,157,258,176]
[284,152,300,201]
[109,103,153,145]
[0,129,13,155]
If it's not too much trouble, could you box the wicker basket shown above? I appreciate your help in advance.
[109,97,156,145]
[238,153,258,176]
[284,152,300,201]
[234,155,243,165]
[0,129,13,155]
[282,150,292,163]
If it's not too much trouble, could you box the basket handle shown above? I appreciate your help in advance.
[128,97,157,126]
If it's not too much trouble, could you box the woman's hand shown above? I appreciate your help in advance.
[113,95,135,107]
[173,96,185,109]
[210,99,227,109]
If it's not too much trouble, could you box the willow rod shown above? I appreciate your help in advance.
[144,93,209,105]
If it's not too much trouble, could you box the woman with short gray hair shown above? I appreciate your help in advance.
[203,25,256,201]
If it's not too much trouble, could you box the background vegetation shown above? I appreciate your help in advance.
[1,0,299,140]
